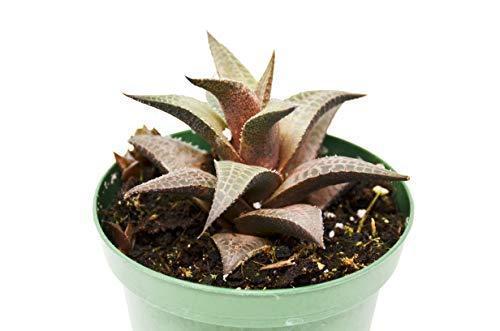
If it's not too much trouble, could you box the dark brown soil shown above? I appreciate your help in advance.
[99,163,406,289]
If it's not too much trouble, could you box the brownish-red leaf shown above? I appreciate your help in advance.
[186,78,261,151]
[234,204,325,248]
[202,161,282,235]
[278,91,365,173]
[211,233,271,275]
[102,222,133,254]
[124,168,216,201]
[265,156,409,207]
[129,135,208,173]
[124,94,241,162]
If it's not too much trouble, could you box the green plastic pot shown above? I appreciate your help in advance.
[94,131,414,331]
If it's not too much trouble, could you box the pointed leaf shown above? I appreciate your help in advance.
[113,152,134,171]
[239,100,296,168]
[286,107,337,171]
[124,168,216,201]
[211,233,270,275]
[202,161,282,234]
[124,94,241,162]
[265,156,409,207]
[278,91,365,173]
[186,78,261,151]
[134,125,161,136]
[234,204,325,248]
[129,135,208,173]
[102,222,133,254]
[207,33,257,89]
[306,183,354,210]
[255,51,275,108]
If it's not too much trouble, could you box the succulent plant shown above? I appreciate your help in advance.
[117,33,409,275]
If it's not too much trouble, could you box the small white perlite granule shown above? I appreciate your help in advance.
[222,128,232,142]
[356,209,367,218]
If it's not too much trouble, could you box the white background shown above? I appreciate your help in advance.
[1,1,499,330]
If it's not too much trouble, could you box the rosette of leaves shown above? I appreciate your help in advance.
[117,33,409,275]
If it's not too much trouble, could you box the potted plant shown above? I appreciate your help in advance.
[94,33,413,331]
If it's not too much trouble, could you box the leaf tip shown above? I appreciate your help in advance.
[206,31,215,42]
[184,75,195,84]
[349,93,367,100]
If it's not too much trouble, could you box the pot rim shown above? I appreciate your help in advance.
[93,132,414,297]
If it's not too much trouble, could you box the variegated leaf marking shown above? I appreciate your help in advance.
[129,135,208,173]
[265,156,409,207]
[207,32,257,89]
[211,233,270,275]
[124,94,241,162]
[202,161,282,234]
[278,91,365,173]
[124,168,216,201]
[234,204,325,248]
[239,100,296,169]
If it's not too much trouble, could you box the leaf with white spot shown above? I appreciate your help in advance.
[255,51,275,108]
[265,156,409,207]
[239,99,296,168]
[234,204,325,248]
[278,91,365,173]
[202,161,282,234]
[306,183,354,210]
[207,33,257,89]
[124,94,241,162]
[211,233,270,275]
[186,78,261,151]
[124,168,216,201]
[129,135,209,173]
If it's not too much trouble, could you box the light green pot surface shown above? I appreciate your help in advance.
[94,131,414,331]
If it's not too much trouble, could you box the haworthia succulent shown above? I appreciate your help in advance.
[207,32,258,89]
[124,167,216,201]
[265,156,409,207]
[211,233,271,275]
[255,51,275,108]
[306,183,354,210]
[202,161,282,234]
[278,91,365,173]
[124,94,241,162]
[234,204,325,248]
[128,135,208,173]
[239,100,296,169]
[186,78,261,151]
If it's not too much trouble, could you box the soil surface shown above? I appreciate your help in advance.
[100,163,407,289]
